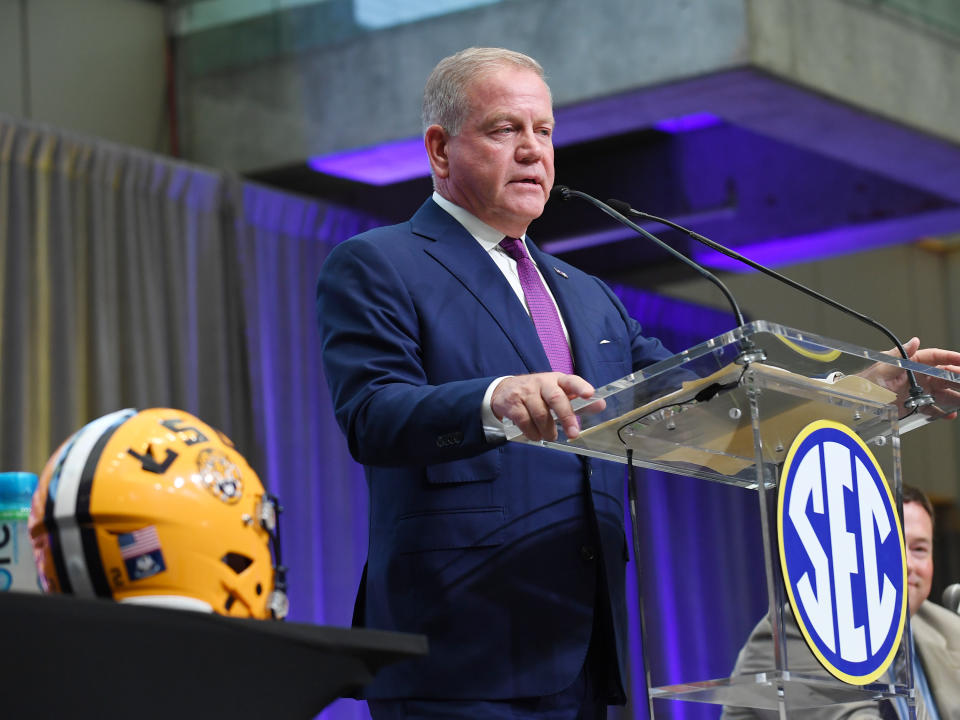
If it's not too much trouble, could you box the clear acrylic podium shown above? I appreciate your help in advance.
[504,320,960,718]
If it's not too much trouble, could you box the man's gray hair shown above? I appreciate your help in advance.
[422,47,548,136]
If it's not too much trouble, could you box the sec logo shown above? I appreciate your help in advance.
[778,420,907,685]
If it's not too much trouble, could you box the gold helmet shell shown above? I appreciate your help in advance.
[29,408,287,619]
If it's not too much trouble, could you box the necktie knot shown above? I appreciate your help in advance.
[499,236,528,262]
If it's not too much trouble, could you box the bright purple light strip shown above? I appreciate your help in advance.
[308,136,429,186]
[653,111,722,134]
[693,208,960,272]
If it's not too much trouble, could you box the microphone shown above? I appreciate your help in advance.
[604,197,935,411]
[943,584,960,613]
[552,185,767,365]
[551,186,748,327]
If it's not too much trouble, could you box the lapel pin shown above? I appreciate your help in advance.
[553,267,568,278]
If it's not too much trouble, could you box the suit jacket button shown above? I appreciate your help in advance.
[435,431,463,448]
[580,545,596,562]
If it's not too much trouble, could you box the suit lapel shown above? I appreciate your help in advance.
[411,200,550,374]
[913,605,960,718]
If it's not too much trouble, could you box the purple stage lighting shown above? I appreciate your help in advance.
[654,112,723,134]
[308,137,429,185]
[693,208,960,271]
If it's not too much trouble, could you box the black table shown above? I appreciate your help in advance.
[0,591,427,719]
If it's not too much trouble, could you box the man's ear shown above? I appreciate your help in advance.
[424,125,450,179]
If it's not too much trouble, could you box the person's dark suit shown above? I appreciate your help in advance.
[316,197,672,701]
[721,601,960,720]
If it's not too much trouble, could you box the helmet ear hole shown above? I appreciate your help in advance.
[255,583,263,596]
[221,552,253,574]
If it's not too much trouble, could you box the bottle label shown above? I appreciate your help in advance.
[0,520,40,592]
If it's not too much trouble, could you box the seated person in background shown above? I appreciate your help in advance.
[722,485,960,720]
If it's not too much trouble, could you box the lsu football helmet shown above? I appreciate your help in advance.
[29,408,288,619]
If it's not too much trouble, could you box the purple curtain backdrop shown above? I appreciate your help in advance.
[234,184,383,720]
[233,189,769,720]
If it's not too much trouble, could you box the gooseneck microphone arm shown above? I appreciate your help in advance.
[605,197,934,410]
[552,186,747,328]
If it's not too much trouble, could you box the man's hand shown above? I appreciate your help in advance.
[491,372,605,442]
[868,337,960,419]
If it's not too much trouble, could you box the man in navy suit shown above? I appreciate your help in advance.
[317,47,672,719]
[316,47,960,719]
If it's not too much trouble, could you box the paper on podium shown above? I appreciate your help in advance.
[573,363,897,478]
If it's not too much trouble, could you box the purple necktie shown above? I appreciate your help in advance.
[499,236,574,374]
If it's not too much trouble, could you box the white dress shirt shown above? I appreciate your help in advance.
[431,192,572,438]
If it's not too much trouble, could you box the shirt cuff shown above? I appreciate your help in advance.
[482,376,512,440]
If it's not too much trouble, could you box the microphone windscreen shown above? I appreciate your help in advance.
[942,583,960,612]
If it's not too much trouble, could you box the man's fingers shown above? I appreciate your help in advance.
[912,347,960,367]
[530,388,559,440]
[512,413,543,442]
[557,373,596,399]
[491,375,555,442]
[540,382,579,439]
[491,372,597,442]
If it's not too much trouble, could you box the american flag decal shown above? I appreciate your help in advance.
[118,526,160,557]
[117,526,166,581]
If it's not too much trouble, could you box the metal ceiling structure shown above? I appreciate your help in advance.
[251,66,960,287]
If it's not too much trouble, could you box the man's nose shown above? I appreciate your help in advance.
[515,127,543,162]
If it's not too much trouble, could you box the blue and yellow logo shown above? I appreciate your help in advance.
[774,335,842,363]
[778,420,907,685]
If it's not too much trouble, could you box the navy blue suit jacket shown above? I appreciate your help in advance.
[316,198,672,700]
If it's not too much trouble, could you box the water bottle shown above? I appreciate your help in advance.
[0,472,40,592]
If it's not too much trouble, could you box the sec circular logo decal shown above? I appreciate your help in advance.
[777,420,906,685]
[773,335,842,363]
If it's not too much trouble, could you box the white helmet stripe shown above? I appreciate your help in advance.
[52,409,137,597]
